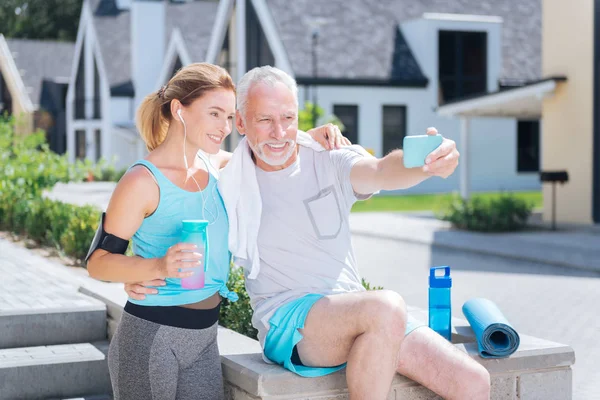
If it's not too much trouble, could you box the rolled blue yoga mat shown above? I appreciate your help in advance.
[462,298,520,358]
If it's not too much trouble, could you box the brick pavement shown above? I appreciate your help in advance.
[0,240,105,317]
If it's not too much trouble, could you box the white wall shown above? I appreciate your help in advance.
[110,97,134,125]
[131,0,165,111]
[110,127,145,169]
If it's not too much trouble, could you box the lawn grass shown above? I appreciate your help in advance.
[351,191,543,213]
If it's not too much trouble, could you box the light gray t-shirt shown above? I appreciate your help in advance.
[246,146,370,348]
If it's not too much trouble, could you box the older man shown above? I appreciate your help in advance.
[130,66,490,400]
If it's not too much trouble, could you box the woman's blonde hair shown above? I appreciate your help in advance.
[136,63,235,151]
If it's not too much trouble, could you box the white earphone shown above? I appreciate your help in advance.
[178,107,219,224]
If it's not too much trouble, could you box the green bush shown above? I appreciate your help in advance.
[0,118,103,259]
[11,197,36,234]
[92,158,127,182]
[219,267,385,339]
[361,278,384,291]
[45,200,78,248]
[439,194,534,232]
[24,198,53,244]
[95,165,127,182]
[220,266,258,339]
[59,205,101,261]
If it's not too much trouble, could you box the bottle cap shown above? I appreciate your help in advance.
[429,266,452,288]
[182,219,209,232]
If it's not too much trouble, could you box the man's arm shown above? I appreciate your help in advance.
[350,128,460,195]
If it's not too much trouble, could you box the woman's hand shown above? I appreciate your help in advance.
[307,123,352,150]
[155,243,202,279]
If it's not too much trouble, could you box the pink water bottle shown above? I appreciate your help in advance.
[180,220,208,289]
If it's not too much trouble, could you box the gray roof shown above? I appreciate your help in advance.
[5,39,74,107]
[89,0,219,95]
[266,0,541,83]
[166,0,220,63]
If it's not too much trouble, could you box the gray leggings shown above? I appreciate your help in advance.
[108,310,224,400]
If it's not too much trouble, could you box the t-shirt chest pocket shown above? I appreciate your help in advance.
[303,185,343,240]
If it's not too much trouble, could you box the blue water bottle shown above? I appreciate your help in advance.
[429,266,452,340]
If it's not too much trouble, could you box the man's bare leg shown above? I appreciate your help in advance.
[296,290,407,400]
[396,327,491,400]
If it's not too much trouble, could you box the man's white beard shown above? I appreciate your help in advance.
[249,139,296,167]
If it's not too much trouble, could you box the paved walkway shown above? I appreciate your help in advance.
[349,212,600,272]
[44,182,117,211]
[0,239,104,316]
[352,225,600,400]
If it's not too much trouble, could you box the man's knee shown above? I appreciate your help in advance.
[459,361,491,399]
[363,290,407,337]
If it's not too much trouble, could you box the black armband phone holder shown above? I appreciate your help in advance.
[85,212,130,262]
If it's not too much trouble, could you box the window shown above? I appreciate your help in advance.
[382,106,407,155]
[0,72,12,116]
[75,45,86,119]
[94,129,102,161]
[517,120,540,173]
[438,31,487,103]
[246,1,274,69]
[75,129,86,160]
[93,58,102,119]
[333,105,359,145]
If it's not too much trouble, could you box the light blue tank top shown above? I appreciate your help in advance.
[128,159,237,306]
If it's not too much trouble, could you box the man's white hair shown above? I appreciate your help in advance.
[236,66,298,119]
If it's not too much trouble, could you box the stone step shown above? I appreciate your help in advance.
[0,342,112,400]
[0,292,107,349]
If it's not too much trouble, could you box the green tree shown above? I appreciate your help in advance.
[298,101,345,132]
[0,0,82,41]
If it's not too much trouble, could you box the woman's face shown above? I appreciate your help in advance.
[179,88,236,154]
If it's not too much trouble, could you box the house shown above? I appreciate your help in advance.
[65,0,222,166]
[0,35,74,151]
[67,0,543,196]
[439,0,600,225]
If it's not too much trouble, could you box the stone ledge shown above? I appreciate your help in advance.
[218,322,574,399]
[80,277,575,400]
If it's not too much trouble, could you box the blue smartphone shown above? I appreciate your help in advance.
[403,134,443,168]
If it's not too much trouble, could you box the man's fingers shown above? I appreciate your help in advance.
[135,285,159,295]
[424,151,458,175]
[312,128,329,149]
[426,127,438,136]
[326,126,336,150]
[334,127,342,149]
[125,284,149,300]
[141,279,166,287]
[426,140,454,164]
[128,292,146,301]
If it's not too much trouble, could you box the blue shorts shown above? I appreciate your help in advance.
[263,293,425,378]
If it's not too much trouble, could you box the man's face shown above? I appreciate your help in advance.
[236,81,299,171]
